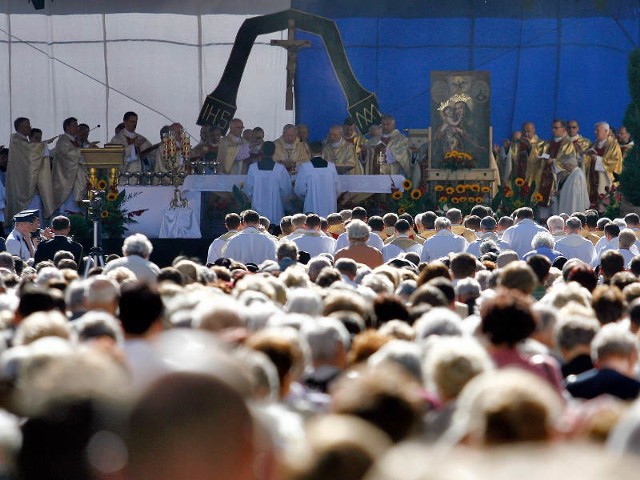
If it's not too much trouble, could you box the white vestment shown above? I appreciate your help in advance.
[294,161,341,218]
[245,162,292,224]
[501,219,549,259]
[382,236,423,262]
[291,231,336,257]
[558,167,590,215]
[223,226,277,265]
[206,230,238,264]
[419,230,468,263]
[554,233,596,265]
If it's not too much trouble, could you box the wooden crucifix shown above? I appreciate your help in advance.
[270,19,310,110]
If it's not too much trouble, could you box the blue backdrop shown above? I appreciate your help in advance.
[291,0,640,144]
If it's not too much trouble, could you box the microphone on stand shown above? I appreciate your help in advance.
[90,124,101,132]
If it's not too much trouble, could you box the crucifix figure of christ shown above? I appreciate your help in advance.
[271,19,310,110]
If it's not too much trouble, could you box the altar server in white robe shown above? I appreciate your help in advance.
[294,141,341,218]
[244,141,292,225]
[557,153,590,215]
[223,210,277,265]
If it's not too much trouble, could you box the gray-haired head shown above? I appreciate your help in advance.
[531,231,555,249]
[414,307,463,341]
[300,317,350,365]
[546,216,565,234]
[346,220,370,241]
[434,217,451,231]
[591,323,638,363]
[123,233,153,258]
[368,340,424,383]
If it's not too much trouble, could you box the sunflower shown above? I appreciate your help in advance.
[106,192,118,202]
[470,184,480,192]
[451,197,460,204]
[446,187,455,195]
[402,179,413,191]
[100,210,109,219]
[481,186,491,193]
[533,192,544,202]
[514,177,525,187]
[391,190,403,200]
[435,185,444,192]
[468,197,476,203]
[397,207,406,215]
[455,184,466,193]
[438,196,448,203]
[459,197,467,203]
[410,189,422,200]
[475,196,484,203]
[97,179,108,190]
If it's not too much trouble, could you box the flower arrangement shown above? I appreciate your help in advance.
[72,176,147,240]
[441,150,476,171]
[387,178,429,216]
[597,183,622,219]
[491,177,540,216]
[436,182,489,214]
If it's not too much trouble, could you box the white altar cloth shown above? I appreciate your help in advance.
[125,175,404,238]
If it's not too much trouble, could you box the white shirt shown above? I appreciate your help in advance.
[103,255,161,283]
[501,219,548,258]
[6,229,33,261]
[291,230,336,257]
[554,233,596,264]
[223,226,277,265]
[420,229,468,263]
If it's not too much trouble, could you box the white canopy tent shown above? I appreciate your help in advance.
[0,0,294,146]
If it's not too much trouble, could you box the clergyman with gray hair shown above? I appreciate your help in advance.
[555,216,596,264]
[558,153,590,215]
[420,217,468,263]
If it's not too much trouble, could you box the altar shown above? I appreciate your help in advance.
[124,174,406,238]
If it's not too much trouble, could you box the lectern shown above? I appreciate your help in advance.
[81,144,125,191]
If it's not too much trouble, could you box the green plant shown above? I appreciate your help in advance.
[491,178,538,217]
[620,49,640,205]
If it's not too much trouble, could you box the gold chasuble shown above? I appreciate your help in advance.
[322,139,362,175]
[273,137,310,174]
[584,138,622,205]
[218,136,248,175]
[110,130,152,173]
[508,135,544,185]
[52,134,88,211]
[5,134,55,224]
[571,135,591,158]
[381,129,413,179]
[534,137,575,206]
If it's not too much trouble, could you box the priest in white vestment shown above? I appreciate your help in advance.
[109,112,152,173]
[222,210,277,265]
[294,142,341,219]
[244,142,292,225]
[558,154,590,215]
[290,214,336,257]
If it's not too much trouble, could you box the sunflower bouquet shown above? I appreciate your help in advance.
[435,182,489,214]
[388,178,429,216]
[491,177,539,216]
[88,177,147,238]
[441,150,476,171]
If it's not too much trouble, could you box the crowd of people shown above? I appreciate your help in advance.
[0,196,638,478]
[4,108,640,478]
